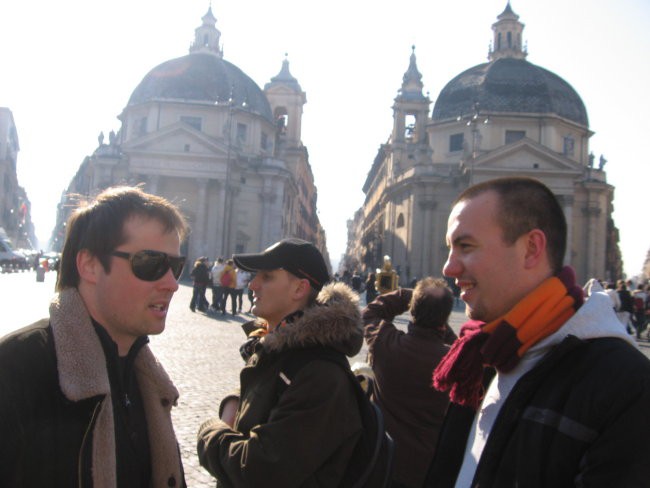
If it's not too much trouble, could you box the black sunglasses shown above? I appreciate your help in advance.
[111,250,186,281]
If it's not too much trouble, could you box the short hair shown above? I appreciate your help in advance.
[409,277,454,329]
[57,186,187,291]
[454,177,567,274]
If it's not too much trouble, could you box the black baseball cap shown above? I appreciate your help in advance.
[233,238,329,291]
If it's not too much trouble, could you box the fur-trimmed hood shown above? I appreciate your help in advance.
[262,282,363,357]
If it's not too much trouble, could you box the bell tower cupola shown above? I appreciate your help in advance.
[264,55,306,146]
[392,46,431,146]
[190,6,223,57]
[488,2,527,61]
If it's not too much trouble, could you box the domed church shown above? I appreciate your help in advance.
[345,3,621,284]
[53,8,329,267]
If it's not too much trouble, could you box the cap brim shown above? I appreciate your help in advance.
[233,253,282,273]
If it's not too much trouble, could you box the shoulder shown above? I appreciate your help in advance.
[0,319,52,357]
[540,337,650,404]
[0,319,56,384]
[584,337,650,373]
[281,351,356,400]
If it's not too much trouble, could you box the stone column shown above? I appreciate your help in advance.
[418,198,437,277]
[260,179,278,247]
[557,194,574,266]
[193,178,208,258]
[582,205,601,279]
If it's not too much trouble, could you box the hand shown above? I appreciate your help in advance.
[220,398,240,427]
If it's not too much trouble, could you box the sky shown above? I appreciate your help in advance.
[1,0,649,277]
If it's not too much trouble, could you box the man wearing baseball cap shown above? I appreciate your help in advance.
[197,238,365,486]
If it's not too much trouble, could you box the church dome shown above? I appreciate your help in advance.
[432,3,588,127]
[432,57,588,126]
[127,52,274,121]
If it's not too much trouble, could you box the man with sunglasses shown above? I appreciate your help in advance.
[0,186,187,487]
[197,238,365,487]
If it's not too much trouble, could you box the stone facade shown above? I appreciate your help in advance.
[51,8,329,269]
[345,5,621,285]
[0,107,36,249]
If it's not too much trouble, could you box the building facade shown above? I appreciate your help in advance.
[51,8,330,268]
[345,4,622,285]
[0,107,36,249]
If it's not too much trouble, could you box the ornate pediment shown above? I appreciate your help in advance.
[123,122,229,157]
[473,138,583,176]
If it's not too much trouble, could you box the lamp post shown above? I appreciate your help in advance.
[457,101,489,185]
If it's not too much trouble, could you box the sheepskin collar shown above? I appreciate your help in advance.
[49,288,178,403]
[49,288,183,488]
[262,282,363,357]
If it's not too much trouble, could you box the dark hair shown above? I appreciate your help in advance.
[454,177,566,274]
[409,277,454,328]
[57,186,187,291]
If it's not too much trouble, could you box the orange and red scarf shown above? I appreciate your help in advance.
[433,266,584,409]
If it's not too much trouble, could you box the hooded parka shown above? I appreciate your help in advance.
[197,282,364,487]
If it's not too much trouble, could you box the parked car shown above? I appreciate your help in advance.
[0,239,29,272]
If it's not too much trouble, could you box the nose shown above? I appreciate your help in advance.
[249,274,261,292]
[158,268,180,291]
[442,249,461,279]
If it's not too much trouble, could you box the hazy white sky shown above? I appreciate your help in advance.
[1,0,648,276]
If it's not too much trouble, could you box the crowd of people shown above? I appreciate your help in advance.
[1,177,650,487]
[600,278,650,339]
[189,256,253,316]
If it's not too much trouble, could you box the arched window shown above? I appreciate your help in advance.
[396,213,405,228]
[274,107,288,134]
[507,32,512,48]
[404,114,416,141]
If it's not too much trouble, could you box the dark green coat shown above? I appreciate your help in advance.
[198,282,364,487]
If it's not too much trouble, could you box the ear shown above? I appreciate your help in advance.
[77,249,102,285]
[292,278,312,302]
[522,229,547,270]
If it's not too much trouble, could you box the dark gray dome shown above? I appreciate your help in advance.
[432,58,588,126]
[128,52,273,121]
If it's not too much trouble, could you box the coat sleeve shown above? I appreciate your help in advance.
[362,288,412,350]
[0,365,23,485]
[197,361,362,487]
[576,374,650,486]
[0,323,50,485]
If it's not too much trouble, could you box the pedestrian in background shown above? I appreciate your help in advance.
[427,177,650,487]
[365,272,378,304]
[219,259,237,315]
[190,256,211,312]
[363,277,457,488]
[616,279,635,334]
[632,283,648,338]
[234,267,250,314]
[0,186,187,487]
[211,257,225,311]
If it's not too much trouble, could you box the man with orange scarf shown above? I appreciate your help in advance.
[426,177,650,487]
